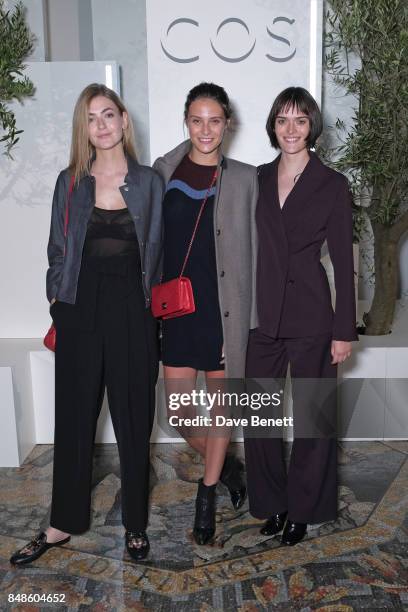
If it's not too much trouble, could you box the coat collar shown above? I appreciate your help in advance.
[155,139,191,171]
[154,139,227,185]
[124,154,141,185]
[79,154,142,210]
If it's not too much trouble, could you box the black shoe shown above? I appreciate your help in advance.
[193,478,216,545]
[281,520,307,546]
[260,511,288,536]
[10,532,70,566]
[125,531,150,561]
[227,486,247,511]
[220,454,247,510]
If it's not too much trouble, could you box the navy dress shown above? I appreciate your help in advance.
[162,154,224,371]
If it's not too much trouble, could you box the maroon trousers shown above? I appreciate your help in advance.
[244,328,338,524]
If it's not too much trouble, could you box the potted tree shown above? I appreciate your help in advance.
[324,0,408,335]
[0,0,35,156]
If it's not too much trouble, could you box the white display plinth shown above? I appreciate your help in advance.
[0,339,43,467]
[0,368,20,467]
[28,302,408,445]
[1,302,407,467]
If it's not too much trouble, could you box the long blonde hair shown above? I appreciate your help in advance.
[69,83,137,183]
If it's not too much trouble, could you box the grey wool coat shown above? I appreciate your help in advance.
[153,140,258,378]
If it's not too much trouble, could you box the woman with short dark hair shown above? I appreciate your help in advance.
[244,86,357,546]
[265,86,323,149]
[154,82,258,545]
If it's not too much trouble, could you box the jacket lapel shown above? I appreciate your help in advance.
[213,155,227,225]
[121,155,145,218]
[280,158,308,221]
[280,151,330,230]
[259,158,289,257]
[73,175,94,221]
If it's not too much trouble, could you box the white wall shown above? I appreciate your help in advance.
[46,0,80,60]
[146,0,322,166]
[91,0,151,163]
[0,62,118,338]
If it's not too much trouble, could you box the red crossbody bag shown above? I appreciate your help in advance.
[151,169,217,320]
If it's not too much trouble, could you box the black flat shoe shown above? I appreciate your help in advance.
[281,520,307,546]
[193,478,216,545]
[260,511,288,536]
[125,531,150,561]
[220,454,247,510]
[10,532,70,566]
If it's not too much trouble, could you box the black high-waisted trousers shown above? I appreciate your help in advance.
[49,254,158,534]
[244,328,338,524]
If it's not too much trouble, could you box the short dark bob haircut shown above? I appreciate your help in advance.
[266,86,323,149]
[184,82,232,121]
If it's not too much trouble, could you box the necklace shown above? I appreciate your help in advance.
[279,157,309,184]
[293,171,303,183]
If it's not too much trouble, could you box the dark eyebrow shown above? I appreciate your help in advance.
[188,114,224,119]
[276,114,309,119]
[88,107,116,116]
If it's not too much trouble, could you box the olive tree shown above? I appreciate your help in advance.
[325,0,408,334]
[0,0,35,156]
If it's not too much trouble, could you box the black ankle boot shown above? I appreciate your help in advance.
[260,511,288,536]
[220,454,247,510]
[193,478,216,545]
[281,521,307,546]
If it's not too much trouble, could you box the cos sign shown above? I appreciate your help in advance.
[161,17,296,63]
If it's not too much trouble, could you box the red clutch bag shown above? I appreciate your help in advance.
[151,277,195,319]
[43,323,56,351]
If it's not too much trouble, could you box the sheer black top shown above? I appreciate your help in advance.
[83,207,139,257]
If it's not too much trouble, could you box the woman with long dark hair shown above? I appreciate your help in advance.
[154,82,258,544]
[244,86,357,546]
[10,83,163,564]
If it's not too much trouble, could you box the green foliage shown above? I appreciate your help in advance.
[0,0,35,156]
[325,0,408,232]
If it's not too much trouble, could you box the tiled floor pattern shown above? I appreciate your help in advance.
[0,441,407,610]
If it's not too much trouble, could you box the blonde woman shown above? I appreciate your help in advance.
[10,83,163,564]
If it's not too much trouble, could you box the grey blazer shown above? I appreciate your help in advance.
[153,141,258,378]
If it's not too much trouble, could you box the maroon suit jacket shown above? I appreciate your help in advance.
[256,151,358,341]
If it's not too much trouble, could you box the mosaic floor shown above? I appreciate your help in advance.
[0,441,407,610]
